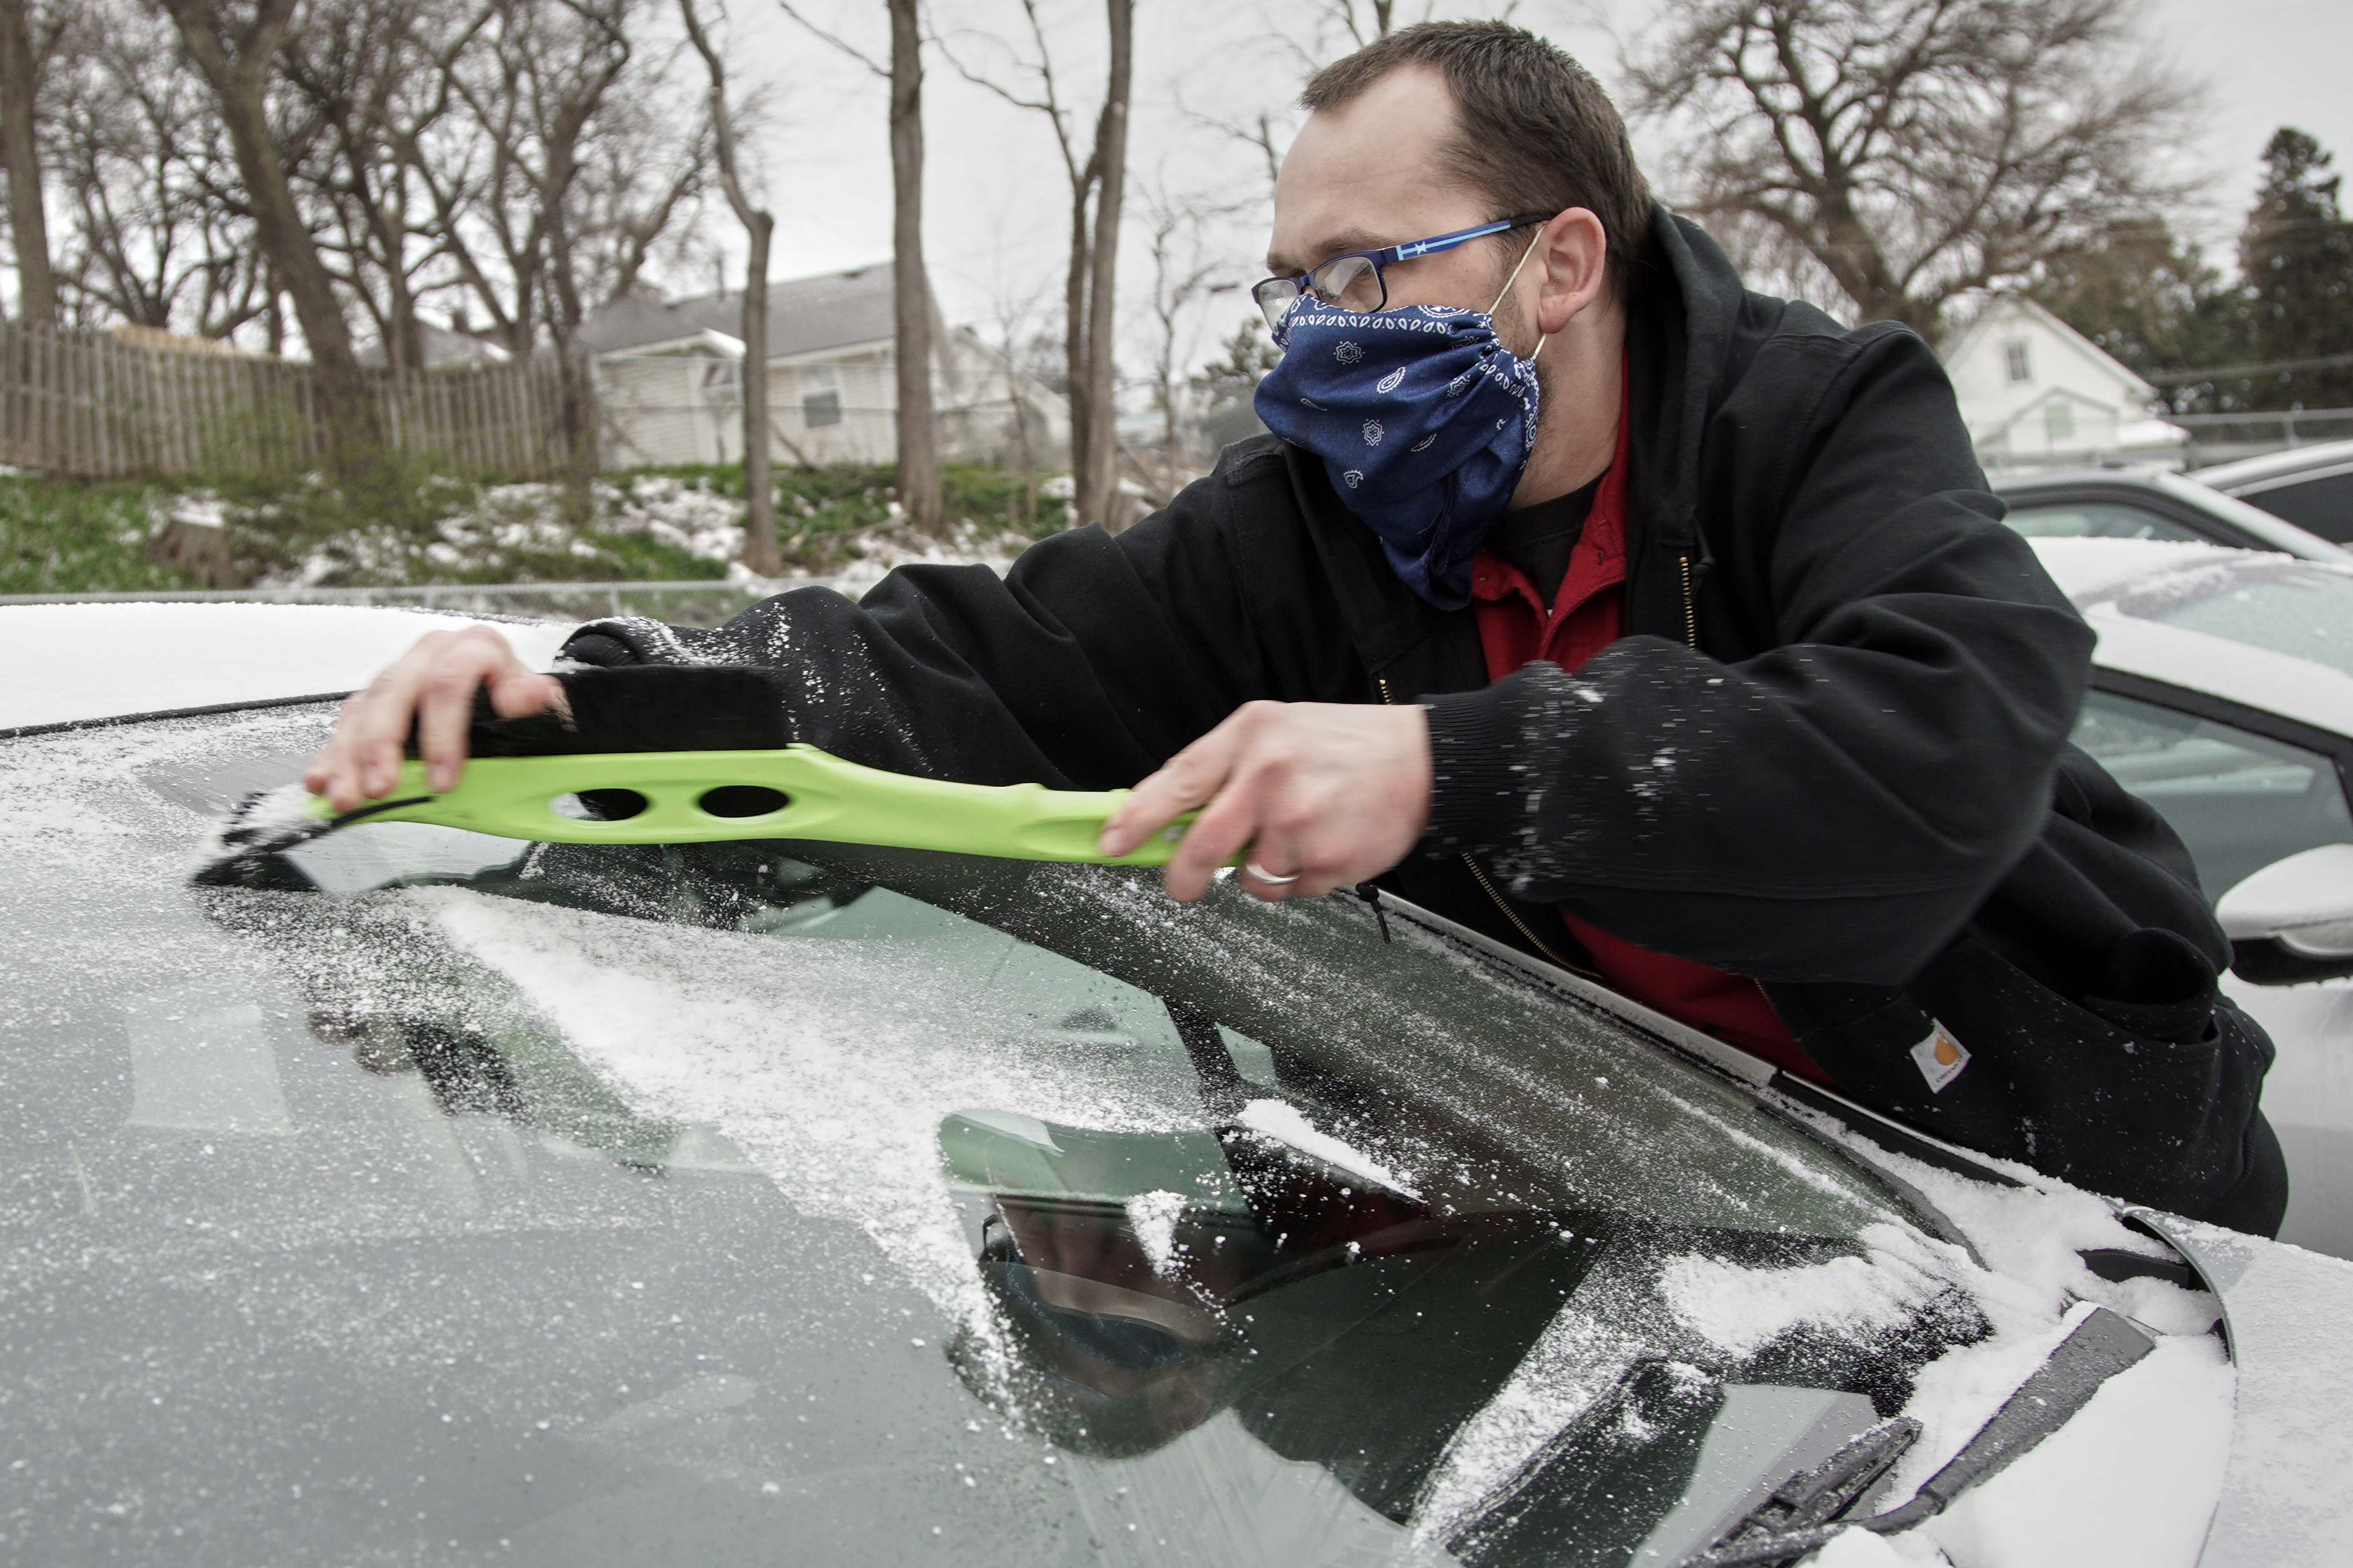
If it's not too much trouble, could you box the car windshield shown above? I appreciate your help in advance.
[1,707,1986,1567]
[2091,554,2353,678]
[2002,498,2207,544]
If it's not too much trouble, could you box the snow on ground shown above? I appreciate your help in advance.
[824,519,1033,594]
[257,474,751,587]
[4,602,575,730]
[423,474,748,572]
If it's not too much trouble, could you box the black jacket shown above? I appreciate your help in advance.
[564,209,2282,1232]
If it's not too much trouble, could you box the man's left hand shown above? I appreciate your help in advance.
[1098,701,1432,902]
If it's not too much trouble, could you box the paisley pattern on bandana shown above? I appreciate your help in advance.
[1254,301,1540,609]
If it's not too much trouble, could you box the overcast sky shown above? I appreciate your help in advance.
[700,0,2353,380]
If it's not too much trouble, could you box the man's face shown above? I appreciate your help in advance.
[1267,65,1522,319]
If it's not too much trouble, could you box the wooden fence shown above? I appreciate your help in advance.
[0,320,579,481]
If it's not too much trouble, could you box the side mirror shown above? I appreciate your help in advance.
[2219,843,2353,986]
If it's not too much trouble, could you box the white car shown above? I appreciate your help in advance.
[2032,537,2353,1265]
[5,599,2353,1568]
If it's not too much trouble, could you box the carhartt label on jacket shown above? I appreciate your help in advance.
[1911,1021,1970,1092]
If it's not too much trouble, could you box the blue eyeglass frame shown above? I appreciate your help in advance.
[1252,213,1556,331]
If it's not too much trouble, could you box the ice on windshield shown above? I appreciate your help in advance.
[0,707,2228,1567]
[2102,555,2353,677]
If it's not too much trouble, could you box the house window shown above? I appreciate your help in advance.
[2045,401,2076,442]
[2005,341,2033,384]
[801,363,843,428]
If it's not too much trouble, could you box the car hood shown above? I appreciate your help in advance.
[2133,1215,2353,1565]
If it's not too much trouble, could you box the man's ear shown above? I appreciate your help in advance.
[1535,209,1610,336]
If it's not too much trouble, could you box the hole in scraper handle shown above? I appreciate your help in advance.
[551,789,650,822]
[698,786,791,819]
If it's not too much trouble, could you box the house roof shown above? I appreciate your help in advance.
[578,266,898,361]
[355,322,511,370]
[1938,292,2158,403]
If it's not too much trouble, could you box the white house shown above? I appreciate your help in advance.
[1937,294,2185,471]
[579,266,1067,472]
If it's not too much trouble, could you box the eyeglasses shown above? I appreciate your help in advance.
[1251,214,1555,332]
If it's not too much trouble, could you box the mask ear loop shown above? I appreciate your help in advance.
[1487,228,1552,362]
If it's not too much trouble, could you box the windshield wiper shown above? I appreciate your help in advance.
[1687,1306,2155,1566]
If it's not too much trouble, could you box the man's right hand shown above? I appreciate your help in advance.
[304,626,562,811]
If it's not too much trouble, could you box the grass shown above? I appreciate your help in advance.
[0,477,198,595]
[0,461,1065,594]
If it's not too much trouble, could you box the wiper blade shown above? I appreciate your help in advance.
[1687,1307,2155,1567]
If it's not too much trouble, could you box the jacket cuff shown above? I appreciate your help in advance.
[558,627,640,667]
[1420,684,1528,851]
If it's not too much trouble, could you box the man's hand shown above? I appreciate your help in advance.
[303,626,561,811]
[1098,701,1432,902]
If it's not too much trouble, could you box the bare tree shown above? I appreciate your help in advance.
[1173,0,1438,209]
[941,0,1131,531]
[0,0,65,322]
[47,12,273,337]
[158,0,383,468]
[885,0,941,532]
[681,0,780,574]
[418,0,705,472]
[777,0,945,534]
[983,291,1051,526]
[1627,0,2204,339]
[1318,0,1408,46]
[276,0,498,375]
[1135,179,1239,497]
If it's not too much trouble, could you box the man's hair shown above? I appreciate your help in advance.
[1300,21,1654,297]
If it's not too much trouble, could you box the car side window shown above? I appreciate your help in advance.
[2003,500,2207,544]
[2237,470,2353,543]
[2074,689,2353,899]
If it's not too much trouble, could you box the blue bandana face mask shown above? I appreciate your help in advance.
[1253,234,1547,610]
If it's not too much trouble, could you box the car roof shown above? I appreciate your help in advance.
[1992,466,2352,562]
[0,602,574,732]
[2189,438,2353,494]
[2030,537,2353,737]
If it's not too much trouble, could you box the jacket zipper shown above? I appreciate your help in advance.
[1378,673,1588,976]
[1676,549,1770,1019]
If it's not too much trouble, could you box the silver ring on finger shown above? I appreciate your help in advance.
[1245,860,1300,886]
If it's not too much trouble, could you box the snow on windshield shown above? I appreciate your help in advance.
[420,885,1213,1325]
[0,711,2246,1567]
[2099,555,2353,678]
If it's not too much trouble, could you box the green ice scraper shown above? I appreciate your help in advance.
[300,747,1200,865]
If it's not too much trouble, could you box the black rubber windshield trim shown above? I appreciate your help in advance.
[0,690,353,742]
[1366,887,1981,1257]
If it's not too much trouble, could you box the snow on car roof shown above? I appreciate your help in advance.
[2030,538,2353,739]
[4,601,576,732]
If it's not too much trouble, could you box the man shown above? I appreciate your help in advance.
[308,23,2282,1230]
